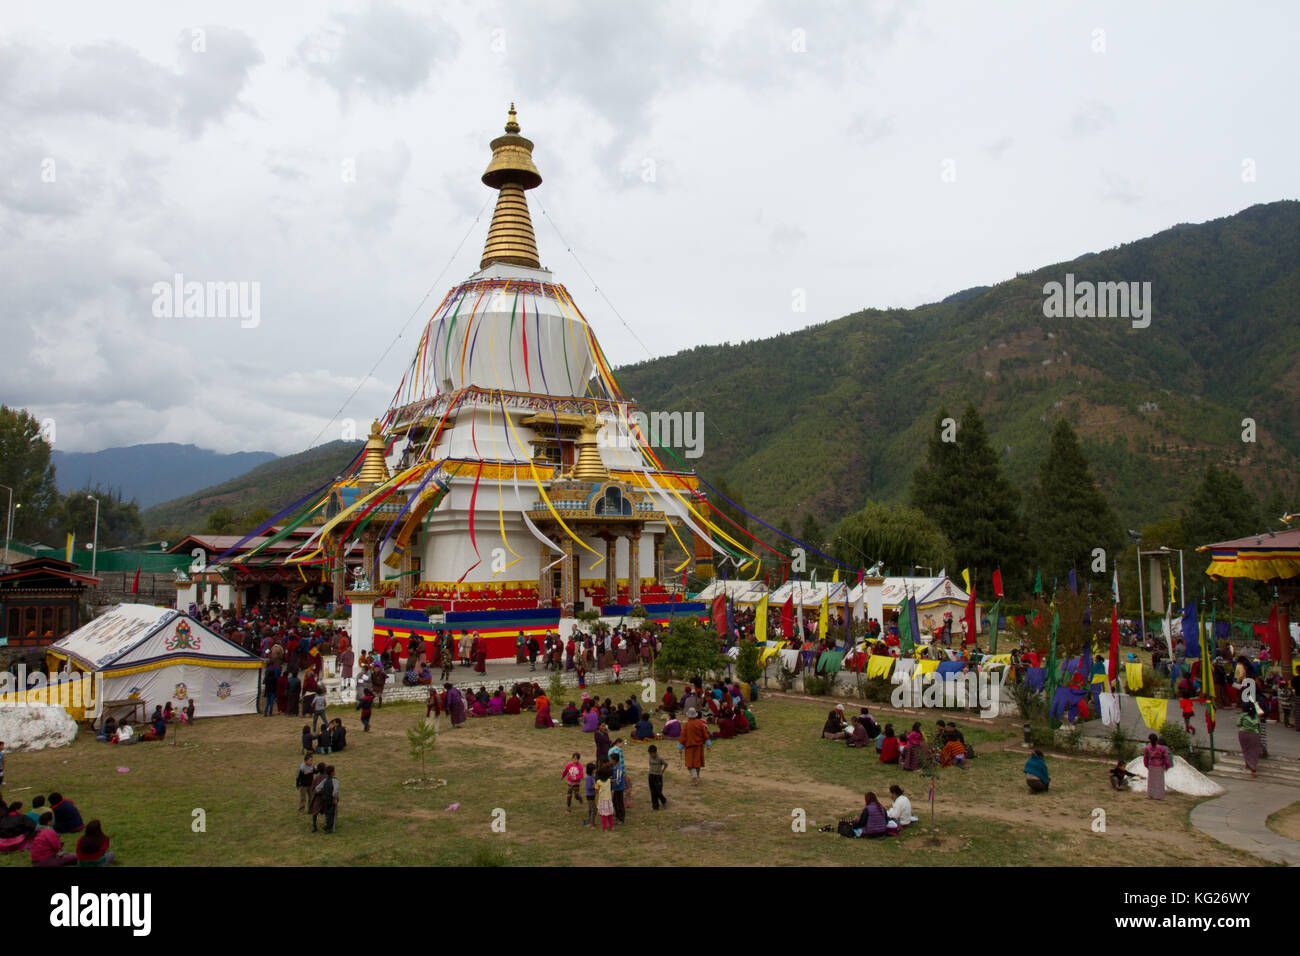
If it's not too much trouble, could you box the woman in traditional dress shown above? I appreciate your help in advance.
[900,727,927,771]
[445,684,467,728]
[1142,733,1172,799]
[1024,750,1050,793]
[1237,701,1262,778]
[276,671,289,714]
[338,647,354,688]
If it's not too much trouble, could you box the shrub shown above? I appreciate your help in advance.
[1062,725,1085,753]
[575,609,601,623]
[862,677,893,703]
[1029,719,1055,750]
[628,605,648,619]
[1009,681,1046,722]
[735,640,763,685]
[803,675,834,697]
[330,607,349,621]
[1108,722,1137,762]
[1158,721,1191,757]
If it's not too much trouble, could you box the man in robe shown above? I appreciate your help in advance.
[679,708,711,785]
[445,684,467,728]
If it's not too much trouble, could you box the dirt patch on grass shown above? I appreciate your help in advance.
[1267,801,1300,841]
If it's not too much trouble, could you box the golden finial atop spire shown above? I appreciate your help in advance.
[358,419,391,484]
[480,103,542,270]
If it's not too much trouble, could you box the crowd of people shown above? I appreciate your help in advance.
[0,787,114,866]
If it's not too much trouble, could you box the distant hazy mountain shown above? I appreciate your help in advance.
[53,443,277,508]
[140,440,361,532]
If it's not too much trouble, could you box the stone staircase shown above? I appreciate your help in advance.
[1209,750,1300,787]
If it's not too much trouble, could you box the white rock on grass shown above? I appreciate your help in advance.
[0,705,79,752]
[1124,754,1226,796]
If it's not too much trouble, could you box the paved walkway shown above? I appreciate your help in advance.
[1190,778,1300,865]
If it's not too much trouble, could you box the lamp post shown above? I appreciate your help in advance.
[1128,531,1146,647]
[88,494,101,578]
[1,483,14,564]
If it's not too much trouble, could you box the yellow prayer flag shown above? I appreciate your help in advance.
[1136,696,1169,732]
[818,591,828,642]
[832,569,840,583]
[65,532,75,563]
[1168,565,1176,604]
[755,593,769,643]
[962,568,971,592]
[1124,661,1144,691]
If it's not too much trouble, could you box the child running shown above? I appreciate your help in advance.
[648,744,669,810]
[595,766,615,832]
[561,752,585,812]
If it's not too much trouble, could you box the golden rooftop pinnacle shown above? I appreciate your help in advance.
[358,419,391,484]
[480,103,542,270]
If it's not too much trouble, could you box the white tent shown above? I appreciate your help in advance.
[47,604,262,719]
[850,576,982,635]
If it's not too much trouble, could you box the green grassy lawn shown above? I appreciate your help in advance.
[0,683,1264,866]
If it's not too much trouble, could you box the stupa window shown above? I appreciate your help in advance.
[595,487,633,517]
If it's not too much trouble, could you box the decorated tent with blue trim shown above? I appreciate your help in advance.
[47,604,263,720]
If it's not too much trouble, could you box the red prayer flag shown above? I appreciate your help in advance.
[1265,603,1282,660]
[711,594,727,636]
[131,565,141,594]
[992,567,1004,599]
[1227,577,1233,609]
[781,596,794,639]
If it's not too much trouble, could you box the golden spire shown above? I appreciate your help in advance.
[480,103,542,270]
[358,420,391,484]
[570,416,609,482]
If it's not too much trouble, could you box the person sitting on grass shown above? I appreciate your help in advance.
[75,819,114,867]
[25,796,46,825]
[1109,760,1139,791]
[822,707,848,740]
[631,714,656,741]
[561,702,580,726]
[95,716,117,742]
[1024,750,1050,793]
[844,716,869,748]
[114,722,135,745]
[879,725,901,764]
[162,702,175,722]
[329,719,346,753]
[140,714,167,742]
[939,731,967,768]
[301,725,315,753]
[900,726,929,772]
[848,791,889,838]
[662,715,682,740]
[886,785,913,831]
[49,794,84,834]
[29,812,75,866]
[535,699,554,728]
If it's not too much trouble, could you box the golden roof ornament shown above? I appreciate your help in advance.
[570,415,610,482]
[358,419,391,484]
[480,103,542,270]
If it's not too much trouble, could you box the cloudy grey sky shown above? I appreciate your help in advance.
[2,0,1297,455]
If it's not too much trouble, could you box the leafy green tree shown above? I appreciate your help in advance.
[206,507,237,534]
[58,486,145,550]
[1026,419,1124,585]
[911,404,1026,594]
[0,406,60,541]
[1181,465,1263,608]
[735,639,763,684]
[798,513,824,551]
[654,618,728,680]
[830,501,954,576]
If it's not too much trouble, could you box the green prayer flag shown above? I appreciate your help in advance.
[1034,569,1043,594]
[898,596,915,654]
[987,599,1003,653]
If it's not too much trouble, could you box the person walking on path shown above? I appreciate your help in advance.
[1143,733,1173,799]
[311,690,327,733]
[648,745,669,810]
[679,708,711,785]
[1238,702,1263,778]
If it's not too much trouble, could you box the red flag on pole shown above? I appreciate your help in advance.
[1265,603,1282,660]
[131,565,141,594]
[1227,577,1233,609]
[781,596,794,639]
[992,567,1004,599]
[712,594,728,636]
[1107,604,1120,681]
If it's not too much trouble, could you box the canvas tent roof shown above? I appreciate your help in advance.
[49,603,261,673]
